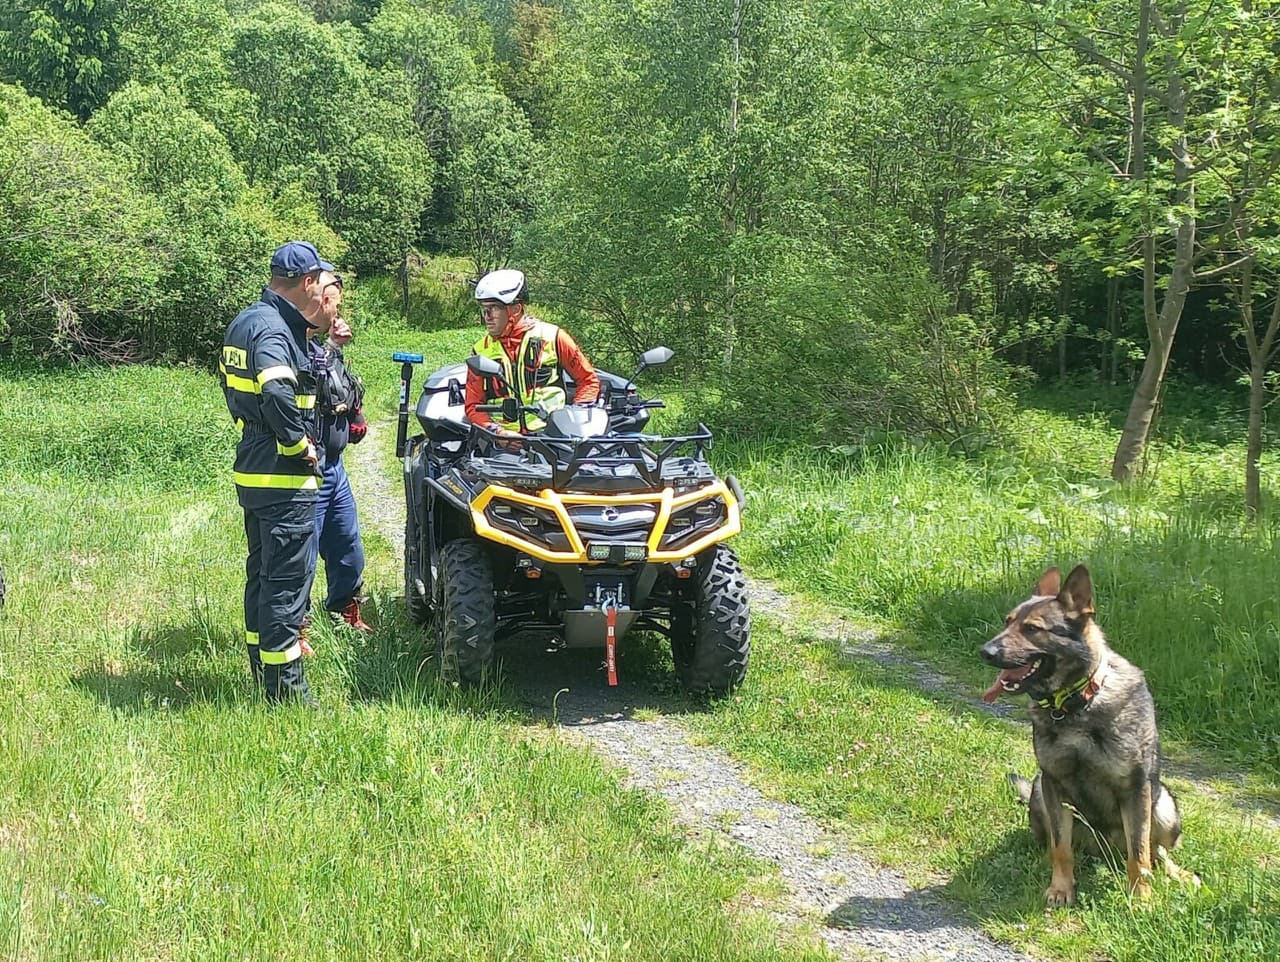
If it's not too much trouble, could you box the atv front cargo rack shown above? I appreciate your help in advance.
[465,425,717,491]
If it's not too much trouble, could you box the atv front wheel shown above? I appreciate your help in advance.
[404,510,431,625]
[671,544,750,695]
[436,539,497,687]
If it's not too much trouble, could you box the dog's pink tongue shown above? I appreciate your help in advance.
[982,664,1034,703]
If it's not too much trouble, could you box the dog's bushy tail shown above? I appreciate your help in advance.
[1006,772,1033,807]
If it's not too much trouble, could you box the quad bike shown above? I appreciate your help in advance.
[392,346,749,693]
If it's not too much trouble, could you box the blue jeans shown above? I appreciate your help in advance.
[313,457,366,611]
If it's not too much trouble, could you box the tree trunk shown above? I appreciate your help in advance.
[1246,358,1265,518]
[1112,327,1174,479]
[1056,264,1070,378]
[1112,0,1195,481]
[1105,276,1119,384]
[721,0,744,376]
[1242,271,1280,520]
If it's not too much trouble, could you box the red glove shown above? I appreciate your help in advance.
[348,408,367,444]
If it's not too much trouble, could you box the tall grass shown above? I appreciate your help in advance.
[4,266,1277,961]
[718,405,1280,775]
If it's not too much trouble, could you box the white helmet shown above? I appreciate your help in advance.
[474,268,527,305]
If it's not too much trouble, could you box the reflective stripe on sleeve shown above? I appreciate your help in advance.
[257,366,297,386]
[246,630,259,647]
[233,472,320,490]
[294,394,317,409]
[277,437,309,457]
[259,642,302,666]
[220,363,259,395]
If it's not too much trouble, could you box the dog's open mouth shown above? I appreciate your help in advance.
[981,659,1043,703]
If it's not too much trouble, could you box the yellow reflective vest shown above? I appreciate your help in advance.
[472,320,567,432]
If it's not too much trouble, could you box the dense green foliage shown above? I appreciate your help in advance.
[0,1,1276,435]
[5,0,1279,500]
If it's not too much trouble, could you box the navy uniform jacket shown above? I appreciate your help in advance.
[220,289,324,508]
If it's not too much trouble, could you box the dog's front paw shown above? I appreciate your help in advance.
[1128,861,1155,900]
[1044,881,1075,907]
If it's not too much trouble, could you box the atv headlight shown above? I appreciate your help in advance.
[485,500,559,539]
[661,495,727,546]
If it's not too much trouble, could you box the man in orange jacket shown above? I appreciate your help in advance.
[464,269,600,440]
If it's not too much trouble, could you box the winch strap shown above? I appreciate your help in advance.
[605,604,618,687]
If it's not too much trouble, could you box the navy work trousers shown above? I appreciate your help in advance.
[243,499,316,701]
[314,458,366,611]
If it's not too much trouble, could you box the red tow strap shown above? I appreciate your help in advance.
[605,604,618,686]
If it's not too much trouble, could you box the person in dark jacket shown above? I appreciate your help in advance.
[220,240,336,705]
[307,274,373,635]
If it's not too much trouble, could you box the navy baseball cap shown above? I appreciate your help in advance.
[270,240,335,278]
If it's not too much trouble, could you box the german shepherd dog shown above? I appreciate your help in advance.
[979,565,1196,905]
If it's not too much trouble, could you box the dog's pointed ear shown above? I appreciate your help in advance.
[1035,566,1061,597]
[1059,564,1095,617]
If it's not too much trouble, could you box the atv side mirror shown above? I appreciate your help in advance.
[638,346,674,370]
[628,346,674,389]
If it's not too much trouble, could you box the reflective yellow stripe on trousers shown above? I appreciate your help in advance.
[258,642,302,665]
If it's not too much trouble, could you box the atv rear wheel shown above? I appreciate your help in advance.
[671,544,750,695]
[436,539,497,687]
[404,510,431,625]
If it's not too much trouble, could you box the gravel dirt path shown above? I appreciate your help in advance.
[346,421,1031,960]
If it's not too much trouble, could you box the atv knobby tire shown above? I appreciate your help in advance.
[404,510,431,625]
[671,544,750,695]
[436,539,497,687]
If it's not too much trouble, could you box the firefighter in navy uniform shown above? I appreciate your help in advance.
[220,241,336,705]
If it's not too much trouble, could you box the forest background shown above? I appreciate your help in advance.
[8,0,1280,502]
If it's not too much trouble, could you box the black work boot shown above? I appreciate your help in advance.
[262,662,318,708]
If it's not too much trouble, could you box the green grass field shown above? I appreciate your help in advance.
[2,267,1278,960]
